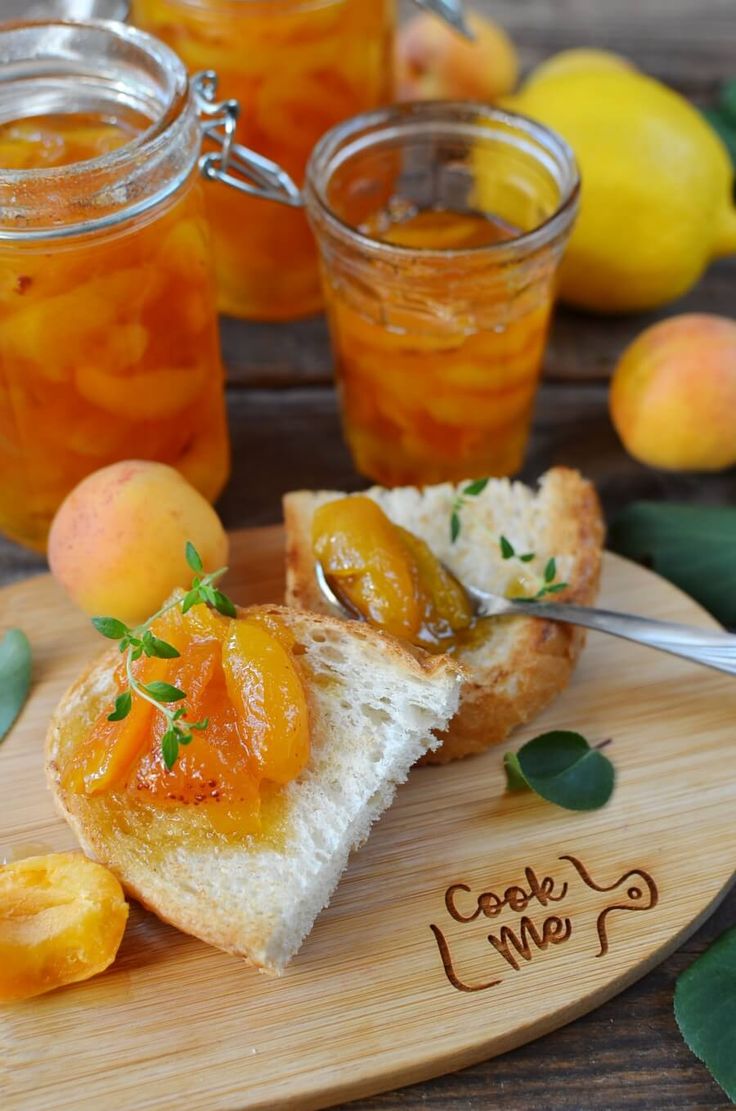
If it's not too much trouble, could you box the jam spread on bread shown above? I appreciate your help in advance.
[62,607,310,836]
[312,496,474,652]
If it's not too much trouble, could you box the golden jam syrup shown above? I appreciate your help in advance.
[0,111,229,550]
[132,0,394,319]
[322,203,553,486]
[0,112,143,169]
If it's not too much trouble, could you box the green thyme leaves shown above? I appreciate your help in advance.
[450,477,490,542]
[91,541,236,770]
[504,730,615,811]
[0,628,32,744]
[498,538,569,599]
[107,691,132,722]
[185,540,204,574]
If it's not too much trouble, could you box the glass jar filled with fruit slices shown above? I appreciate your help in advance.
[0,19,297,551]
[131,0,395,321]
[303,102,580,486]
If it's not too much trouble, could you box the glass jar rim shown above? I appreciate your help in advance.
[0,19,195,239]
[0,19,189,183]
[304,100,581,263]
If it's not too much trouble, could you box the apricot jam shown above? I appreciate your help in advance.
[0,109,229,550]
[132,0,394,320]
[64,606,310,838]
[322,204,552,486]
[0,113,139,169]
[313,496,473,652]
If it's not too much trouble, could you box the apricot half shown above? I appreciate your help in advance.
[0,853,128,1002]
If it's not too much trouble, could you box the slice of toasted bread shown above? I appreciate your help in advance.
[46,605,461,974]
[284,467,604,764]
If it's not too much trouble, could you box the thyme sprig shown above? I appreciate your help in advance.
[498,536,569,600]
[91,541,236,770]
[450,477,490,543]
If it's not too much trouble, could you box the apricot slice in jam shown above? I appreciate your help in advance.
[313,496,423,641]
[312,496,473,651]
[223,619,310,785]
[62,655,170,797]
[67,604,310,835]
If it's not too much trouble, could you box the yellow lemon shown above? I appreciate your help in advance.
[522,48,635,88]
[498,69,736,312]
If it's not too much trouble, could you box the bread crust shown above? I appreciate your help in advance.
[45,605,462,970]
[283,468,605,764]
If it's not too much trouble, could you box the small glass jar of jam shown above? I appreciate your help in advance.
[131,0,395,321]
[0,20,235,550]
[303,102,580,486]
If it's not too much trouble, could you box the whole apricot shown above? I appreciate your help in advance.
[395,9,518,102]
[48,460,229,625]
[609,314,736,471]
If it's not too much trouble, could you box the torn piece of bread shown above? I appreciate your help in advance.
[284,467,604,764]
[46,605,461,974]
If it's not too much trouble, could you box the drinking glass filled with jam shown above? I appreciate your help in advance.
[303,102,580,486]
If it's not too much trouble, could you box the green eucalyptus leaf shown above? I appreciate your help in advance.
[520,552,535,563]
[504,730,615,811]
[702,81,736,167]
[145,681,186,703]
[544,557,557,583]
[609,502,736,627]
[674,926,736,1101]
[91,616,128,640]
[0,628,32,742]
[503,751,528,791]
[185,540,204,574]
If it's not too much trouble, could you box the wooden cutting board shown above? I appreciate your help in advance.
[2,526,736,1111]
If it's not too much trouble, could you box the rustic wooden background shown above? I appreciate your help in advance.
[2,0,735,1106]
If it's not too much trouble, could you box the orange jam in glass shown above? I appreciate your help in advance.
[305,102,580,486]
[63,603,310,842]
[132,0,394,320]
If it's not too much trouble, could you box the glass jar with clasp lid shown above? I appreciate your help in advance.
[0,17,303,549]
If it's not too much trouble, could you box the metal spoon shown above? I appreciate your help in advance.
[414,0,473,39]
[315,561,736,677]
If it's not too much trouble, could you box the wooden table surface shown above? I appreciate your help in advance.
[2,1,736,1107]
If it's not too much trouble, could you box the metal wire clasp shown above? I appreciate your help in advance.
[192,71,303,208]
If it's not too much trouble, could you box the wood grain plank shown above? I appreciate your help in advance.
[2,533,736,1111]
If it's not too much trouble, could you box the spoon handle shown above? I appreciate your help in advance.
[502,599,736,676]
[413,0,473,38]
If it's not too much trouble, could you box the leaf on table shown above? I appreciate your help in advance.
[608,502,736,627]
[674,925,736,1102]
[503,730,615,811]
[0,628,32,743]
[702,79,736,166]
